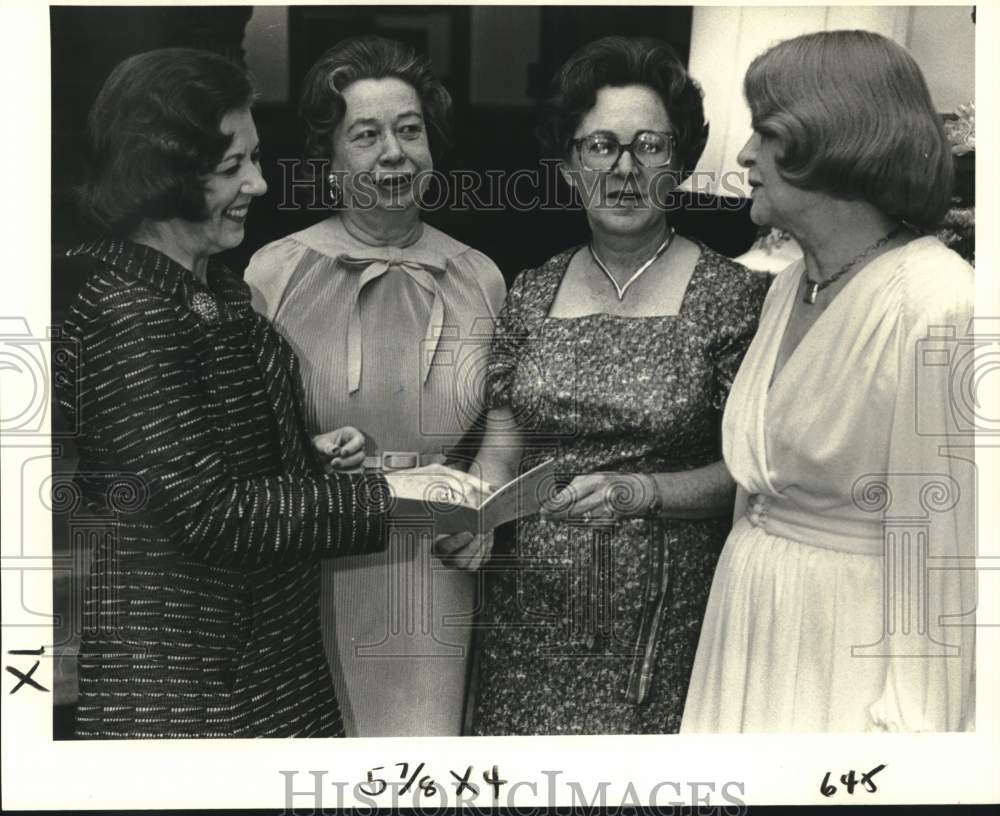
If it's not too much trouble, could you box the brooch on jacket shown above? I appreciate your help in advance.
[190,290,221,324]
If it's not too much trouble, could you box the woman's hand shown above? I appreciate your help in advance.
[313,426,366,473]
[434,531,494,571]
[539,473,659,522]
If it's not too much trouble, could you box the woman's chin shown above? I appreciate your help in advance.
[208,226,246,254]
[589,206,663,236]
[747,199,775,229]
[371,193,421,219]
[221,228,246,249]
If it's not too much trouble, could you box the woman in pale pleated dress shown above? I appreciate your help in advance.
[681,30,975,733]
[246,36,505,736]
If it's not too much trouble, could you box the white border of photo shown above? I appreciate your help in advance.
[1,0,997,809]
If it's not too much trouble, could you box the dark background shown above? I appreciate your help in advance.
[48,5,758,738]
[50,4,757,322]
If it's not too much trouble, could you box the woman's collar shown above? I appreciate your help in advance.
[68,236,252,318]
[339,211,424,248]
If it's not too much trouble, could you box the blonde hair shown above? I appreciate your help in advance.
[744,30,953,230]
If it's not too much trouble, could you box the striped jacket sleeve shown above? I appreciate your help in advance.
[71,297,388,570]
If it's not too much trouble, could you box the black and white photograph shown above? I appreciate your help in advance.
[1,0,996,810]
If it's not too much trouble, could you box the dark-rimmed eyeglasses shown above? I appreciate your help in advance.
[570,130,676,171]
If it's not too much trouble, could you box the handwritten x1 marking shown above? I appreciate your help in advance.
[7,661,48,693]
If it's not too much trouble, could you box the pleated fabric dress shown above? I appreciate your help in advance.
[682,237,976,733]
[246,216,505,735]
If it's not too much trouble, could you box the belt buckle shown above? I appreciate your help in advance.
[381,451,420,471]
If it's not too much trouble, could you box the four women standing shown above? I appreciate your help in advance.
[62,28,975,737]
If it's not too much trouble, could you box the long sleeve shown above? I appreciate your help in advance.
[866,260,976,732]
[64,299,388,571]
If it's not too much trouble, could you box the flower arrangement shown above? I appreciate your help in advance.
[944,102,975,156]
[938,102,975,264]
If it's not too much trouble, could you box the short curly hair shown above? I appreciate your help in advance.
[299,35,452,161]
[744,30,954,231]
[537,36,709,180]
[82,48,255,236]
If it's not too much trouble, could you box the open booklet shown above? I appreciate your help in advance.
[383,459,558,534]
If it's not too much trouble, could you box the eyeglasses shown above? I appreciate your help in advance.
[570,130,676,171]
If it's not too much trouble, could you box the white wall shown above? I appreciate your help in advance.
[687,5,975,196]
[909,5,975,113]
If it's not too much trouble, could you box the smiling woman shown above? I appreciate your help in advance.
[81,51,267,280]
[331,77,433,219]
[141,107,267,264]
[245,35,505,738]
[53,48,409,738]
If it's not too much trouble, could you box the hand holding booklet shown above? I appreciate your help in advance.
[383,459,557,534]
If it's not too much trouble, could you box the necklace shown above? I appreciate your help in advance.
[803,226,903,304]
[589,228,676,301]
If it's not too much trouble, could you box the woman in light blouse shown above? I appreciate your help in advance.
[682,30,975,733]
[246,35,505,736]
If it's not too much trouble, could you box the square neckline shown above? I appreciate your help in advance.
[542,239,708,322]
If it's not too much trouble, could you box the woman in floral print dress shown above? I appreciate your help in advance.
[436,36,769,734]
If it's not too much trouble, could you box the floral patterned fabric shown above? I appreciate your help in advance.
[471,241,770,735]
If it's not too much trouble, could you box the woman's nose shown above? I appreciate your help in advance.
[244,163,268,197]
[737,134,756,168]
[379,132,404,164]
[611,146,636,176]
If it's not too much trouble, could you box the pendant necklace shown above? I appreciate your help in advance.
[589,228,676,301]
[802,226,903,304]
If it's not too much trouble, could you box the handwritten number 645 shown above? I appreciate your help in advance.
[820,764,886,797]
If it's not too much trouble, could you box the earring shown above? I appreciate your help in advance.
[327,171,342,207]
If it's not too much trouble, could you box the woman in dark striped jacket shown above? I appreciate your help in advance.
[54,48,473,738]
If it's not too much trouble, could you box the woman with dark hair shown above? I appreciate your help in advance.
[436,36,769,734]
[55,48,472,738]
[245,35,505,737]
[681,30,975,733]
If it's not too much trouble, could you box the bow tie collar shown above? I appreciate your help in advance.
[338,247,447,394]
